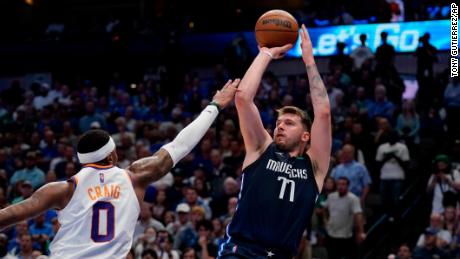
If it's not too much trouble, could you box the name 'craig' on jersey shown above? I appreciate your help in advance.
[49,164,140,259]
[227,143,319,255]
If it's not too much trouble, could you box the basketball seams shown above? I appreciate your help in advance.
[256,14,299,31]
[255,10,299,47]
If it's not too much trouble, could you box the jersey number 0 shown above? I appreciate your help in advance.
[91,201,115,242]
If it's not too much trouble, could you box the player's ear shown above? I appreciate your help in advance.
[107,150,118,164]
[301,131,310,142]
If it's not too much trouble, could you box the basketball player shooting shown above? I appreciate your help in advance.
[0,79,240,258]
[218,25,331,259]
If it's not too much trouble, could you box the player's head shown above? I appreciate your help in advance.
[274,106,311,152]
[77,129,117,165]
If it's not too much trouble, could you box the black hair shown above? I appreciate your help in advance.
[77,130,111,164]
[196,219,213,232]
[77,130,110,154]
[182,247,198,259]
[141,249,158,259]
[337,176,350,185]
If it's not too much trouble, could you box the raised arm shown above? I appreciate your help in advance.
[301,25,332,190]
[235,44,292,168]
[128,79,239,195]
[0,181,73,230]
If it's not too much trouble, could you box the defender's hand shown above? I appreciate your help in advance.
[212,79,240,109]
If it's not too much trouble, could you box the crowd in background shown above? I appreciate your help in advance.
[0,28,459,259]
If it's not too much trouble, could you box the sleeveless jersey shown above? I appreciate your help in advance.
[226,143,319,254]
[50,164,140,259]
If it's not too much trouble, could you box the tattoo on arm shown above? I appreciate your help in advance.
[306,65,328,106]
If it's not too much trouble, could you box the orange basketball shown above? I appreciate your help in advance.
[255,10,299,48]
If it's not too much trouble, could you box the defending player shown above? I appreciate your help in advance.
[0,79,240,258]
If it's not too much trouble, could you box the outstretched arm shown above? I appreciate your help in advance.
[235,44,292,168]
[128,79,239,191]
[0,181,73,230]
[301,25,332,191]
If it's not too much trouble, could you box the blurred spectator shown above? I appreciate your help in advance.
[7,221,29,253]
[426,154,460,214]
[29,214,53,241]
[376,131,410,213]
[141,248,158,259]
[181,247,198,259]
[155,230,180,259]
[396,243,412,259]
[329,42,353,75]
[211,218,225,246]
[9,151,45,190]
[0,233,17,259]
[220,197,238,223]
[133,226,157,258]
[324,177,365,259]
[194,220,217,259]
[373,117,393,146]
[134,202,166,241]
[12,234,34,259]
[167,204,190,236]
[112,117,136,147]
[331,144,372,206]
[152,190,169,221]
[79,101,107,132]
[350,34,374,71]
[416,214,452,249]
[368,85,395,121]
[182,187,212,220]
[416,33,438,109]
[32,83,52,111]
[172,203,197,251]
[388,0,405,22]
[375,32,396,74]
[442,205,457,240]
[396,100,421,146]
[11,181,33,205]
[52,145,77,180]
[413,228,448,259]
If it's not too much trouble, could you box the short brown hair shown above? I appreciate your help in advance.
[276,106,312,131]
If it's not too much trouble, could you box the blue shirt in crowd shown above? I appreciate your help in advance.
[331,160,372,197]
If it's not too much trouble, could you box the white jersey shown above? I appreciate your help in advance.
[50,164,140,259]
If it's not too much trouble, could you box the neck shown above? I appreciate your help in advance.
[288,143,307,157]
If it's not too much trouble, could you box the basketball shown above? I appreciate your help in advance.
[255,10,299,48]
